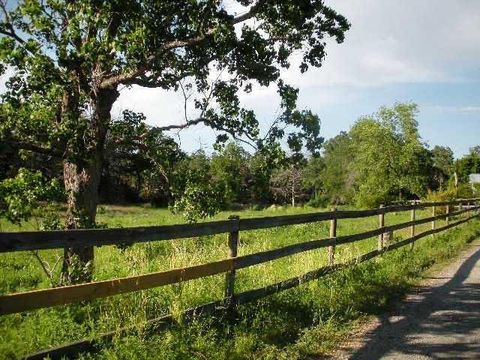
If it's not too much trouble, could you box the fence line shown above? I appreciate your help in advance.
[1,204,478,316]
[1,198,479,359]
[1,199,478,253]
[23,210,480,360]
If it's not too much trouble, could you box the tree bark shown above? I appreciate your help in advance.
[291,180,295,207]
[61,155,101,284]
[61,87,119,284]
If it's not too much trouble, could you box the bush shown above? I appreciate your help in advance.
[425,183,474,202]
[424,188,455,203]
[306,194,329,208]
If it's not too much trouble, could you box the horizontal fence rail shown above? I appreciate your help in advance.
[1,198,479,359]
[1,198,478,253]
[1,203,479,315]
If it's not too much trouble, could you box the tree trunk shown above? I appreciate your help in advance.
[291,181,295,207]
[61,87,119,284]
[61,155,102,284]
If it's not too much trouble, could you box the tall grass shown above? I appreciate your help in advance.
[0,205,478,359]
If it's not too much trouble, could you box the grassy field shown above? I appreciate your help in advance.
[0,204,479,359]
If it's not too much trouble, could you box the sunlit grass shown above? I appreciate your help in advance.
[0,204,477,359]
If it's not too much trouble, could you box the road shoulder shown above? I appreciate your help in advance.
[332,238,480,359]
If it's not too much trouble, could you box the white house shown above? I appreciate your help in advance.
[470,174,480,192]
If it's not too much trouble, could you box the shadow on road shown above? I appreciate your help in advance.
[347,244,480,359]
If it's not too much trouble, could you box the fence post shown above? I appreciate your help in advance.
[328,208,337,266]
[225,215,240,306]
[446,204,450,225]
[378,205,385,252]
[410,202,416,250]
[431,205,436,230]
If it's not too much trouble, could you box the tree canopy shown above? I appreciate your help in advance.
[350,103,431,206]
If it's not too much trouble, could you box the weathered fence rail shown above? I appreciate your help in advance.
[1,198,479,359]
[0,199,474,253]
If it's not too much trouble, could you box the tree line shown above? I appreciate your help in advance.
[2,102,479,225]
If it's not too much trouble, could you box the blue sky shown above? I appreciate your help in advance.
[308,82,480,157]
[114,1,476,157]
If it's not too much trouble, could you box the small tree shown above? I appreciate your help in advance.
[210,142,251,206]
[321,132,355,204]
[431,145,454,190]
[270,164,305,207]
[171,150,226,222]
[302,155,325,204]
[350,103,430,207]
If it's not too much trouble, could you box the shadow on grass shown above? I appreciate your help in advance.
[127,226,480,359]
[47,223,480,359]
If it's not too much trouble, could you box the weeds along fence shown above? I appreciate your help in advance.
[1,198,480,359]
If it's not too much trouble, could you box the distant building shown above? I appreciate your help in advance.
[470,174,480,193]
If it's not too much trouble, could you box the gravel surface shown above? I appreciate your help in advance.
[334,239,480,359]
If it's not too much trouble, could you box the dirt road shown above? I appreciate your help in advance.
[336,239,480,359]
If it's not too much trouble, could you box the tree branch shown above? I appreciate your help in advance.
[230,133,258,151]
[232,0,267,24]
[7,140,64,158]
[100,0,269,89]
[0,1,48,59]
[155,117,207,132]
[0,1,26,45]
[126,71,194,88]
[0,27,26,44]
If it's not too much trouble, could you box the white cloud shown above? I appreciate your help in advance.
[113,86,186,126]
[0,67,14,93]
[283,0,480,88]
[424,105,480,113]
[111,0,480,151]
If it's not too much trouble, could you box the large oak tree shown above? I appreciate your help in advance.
[0,0,349,282]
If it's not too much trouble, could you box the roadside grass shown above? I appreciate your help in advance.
[0,205,478,359]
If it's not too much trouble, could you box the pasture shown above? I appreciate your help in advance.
[1,205,479,359]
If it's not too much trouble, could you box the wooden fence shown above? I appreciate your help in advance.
[1,198,480,359]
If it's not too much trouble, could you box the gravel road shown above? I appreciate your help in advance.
[335,239,480,359]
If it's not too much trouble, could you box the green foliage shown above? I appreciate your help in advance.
[425,181,474,202]
[279,110,324,157]
[306,194,330,208]
[171,151,227,222]
[0,168,63,224]
[172,182,226,223]
[350,103,431,207]
[456,148,480,183]
[424,187,456,203]
[104,110,185,205]
[320,132,355,204]
[473,184,480,196]
[431,145,454,189]
[249,146,285,204]
[302,156,324,198]
[210,143,251,206]
[456,183,475,199]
